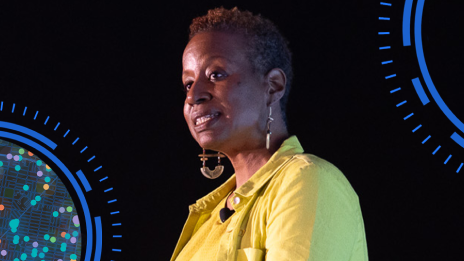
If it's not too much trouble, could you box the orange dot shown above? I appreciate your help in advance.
[28,151,34,156]
[43,184,49,190]
[61,232,66,238]
[0,204,4,211]
[0,239,1,243]
[46,164,50,169]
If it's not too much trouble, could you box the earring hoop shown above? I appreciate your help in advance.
[199,148,226,179]
[266,107,274,150]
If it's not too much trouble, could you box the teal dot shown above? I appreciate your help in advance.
[53,211,59,217]
[18,155,23,161]
[35,195,41,201]
[60,247,66,252]
[14,258,20,261]
[61,243,67,247]
[23,236,30,242]
[39,252,45,258]
[0,161,3,166]
[13,240,19,244]
[36,160,42,166]
[46,167,51,172]
[70,254,77,259]
[20,253,27,260]
[30,200,37,206]
[65,233,71,239]
[15,165,21,171]
[31,248,38,257]
[44,234,50,240]
[72,231,78,237]
[23,185,29,191]
[45,177,51,182]
[14,235,19,240]
[42,247,48,253]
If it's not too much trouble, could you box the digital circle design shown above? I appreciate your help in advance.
[0,102,123,260]
[0,139,82,260]
[379,0,464,173]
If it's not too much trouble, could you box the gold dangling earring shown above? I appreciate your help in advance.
[266,107,274,150]
[199,148,225,179]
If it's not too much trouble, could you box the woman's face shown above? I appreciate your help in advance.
[182,31,268,153]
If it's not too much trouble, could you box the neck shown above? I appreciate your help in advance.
[226,130,289,190]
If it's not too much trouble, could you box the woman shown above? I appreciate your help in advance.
[171,7,368,261]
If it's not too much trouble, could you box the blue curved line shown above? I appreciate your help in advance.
[451,132,464,148]
[0,121,57,150]
[403,0,413,46]
[0,131,93,261]
[76,170,92,192]
[94,216,103,261]
[415,0,464,133]
[411,77,430,105]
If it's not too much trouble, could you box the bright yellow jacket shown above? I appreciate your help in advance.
[171,136,368,261]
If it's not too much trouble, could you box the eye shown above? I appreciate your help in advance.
[209,72,227,81]
[183,81,193,92]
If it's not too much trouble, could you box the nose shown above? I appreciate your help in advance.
[185,80,212,106]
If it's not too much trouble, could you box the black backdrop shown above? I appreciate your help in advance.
[1,1,463,260]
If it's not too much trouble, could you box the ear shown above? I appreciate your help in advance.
[265,68,287,107]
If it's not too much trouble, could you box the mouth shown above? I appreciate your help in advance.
[194,112,220,128]
[194,112,220,127]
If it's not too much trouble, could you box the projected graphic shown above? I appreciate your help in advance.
[0,102,123,260]
[0,139,81,260]
[379,0,464,173]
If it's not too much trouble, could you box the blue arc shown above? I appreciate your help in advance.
[415,0,464,135]
[0,121,57,150]
[0,131,93,261]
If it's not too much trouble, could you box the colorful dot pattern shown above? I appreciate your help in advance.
[0,139,82,260]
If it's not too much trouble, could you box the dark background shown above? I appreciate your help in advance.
[0,1,463,260]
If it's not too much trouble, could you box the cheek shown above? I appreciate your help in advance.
[183,104,190,124]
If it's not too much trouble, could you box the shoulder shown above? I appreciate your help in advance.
[272,153,359,204]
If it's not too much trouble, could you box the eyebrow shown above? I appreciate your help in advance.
[182,55,234,77]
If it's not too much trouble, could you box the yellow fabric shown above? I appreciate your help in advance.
[171,136,368,261]
[175,195,234,260]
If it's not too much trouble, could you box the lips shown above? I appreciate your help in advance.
[192,111,220,129]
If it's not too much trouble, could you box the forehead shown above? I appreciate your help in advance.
[182,31,249,69]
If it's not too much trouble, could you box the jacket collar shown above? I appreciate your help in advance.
[189,135,304,213]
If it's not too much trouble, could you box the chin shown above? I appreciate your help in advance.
[195,132,225,151]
